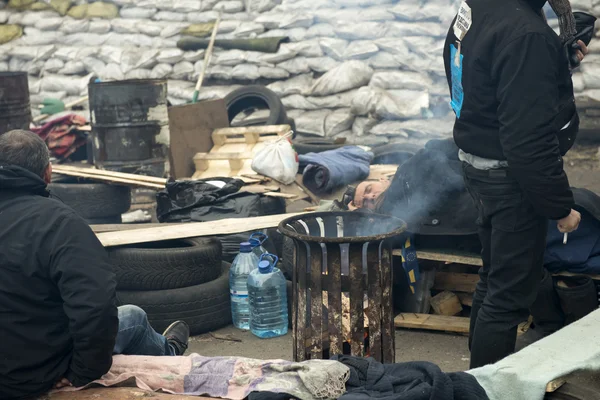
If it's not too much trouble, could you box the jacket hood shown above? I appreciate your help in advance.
[0,164,49,196]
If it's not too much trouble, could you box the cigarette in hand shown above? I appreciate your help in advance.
[563,232,568,245]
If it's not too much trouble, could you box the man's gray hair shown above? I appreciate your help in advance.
[0,130,50,178]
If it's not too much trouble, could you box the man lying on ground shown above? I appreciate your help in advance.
[0,130,190,400]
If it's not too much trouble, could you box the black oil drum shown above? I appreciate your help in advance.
[88,79,170,177]
[0,72,31,135]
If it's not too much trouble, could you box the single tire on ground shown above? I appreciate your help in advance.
[49,180,131,220]
[292,139,344,155]
[545,383,600,400]
[108,238,222,291]
[225,85,287,127]
[116,262,232,336]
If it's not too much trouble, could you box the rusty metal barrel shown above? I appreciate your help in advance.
[88,79,169,177]
[0,72,31,135]
[279,211,406,363]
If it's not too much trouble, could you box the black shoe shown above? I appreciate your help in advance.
[162,321,189,356]
[556,275,598,325]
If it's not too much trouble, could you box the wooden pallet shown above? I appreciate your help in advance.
[192,124,291,179]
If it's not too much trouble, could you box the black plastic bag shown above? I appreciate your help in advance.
[156,178,262,223]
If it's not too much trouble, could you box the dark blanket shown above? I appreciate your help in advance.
[300,146,374,194]
[333,356,489,400]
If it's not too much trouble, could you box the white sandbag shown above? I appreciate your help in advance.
[207,65,233,80]
[351,86,380,116]
[281,94,317,110]
[9,47,38,61]
[111,19,140,34]
[333,0,393,6]
[171,61,194,80]
[214,49,247,66]
[375,37,410,56]
[30,91,67,105]
[231,64,260,80]
[572,72,585,92]
[153,11,187,21]
[126,69,153,79]
[61,33,111,47]
[172,0,203,12]
[337,132,390,147]
[387,22,444,38]
[186,11,220,23]
[194,85,241,102]
[41,74,91,96]
[89,20,112,34]
[44,58,64,73]
[0,62,8,72]
[308,89,358,109]
[279,13,314,29]
[286,28,307,42]
[582,63,600,89]
[250,0,281,13]
[100,64,126,81]
[151,63,173,79]
[120,49,146,74]
[0,10,8,24]
[82,57,106,75]
[342,7,395,22]
[258,66,290,79]
[369,71,433,91]
[278,57,311,74]
[311,60,373,96]
[343,41,379,60]
[374,89,430,120]
[335,22,387,40]
[59,61,86,75]
[157,48,184,64]
[369,120,410,137]
[97,46,123,65]
[9,58,26,72]
[267,73,314,96]
[372,118,453,138]
[352,116,378,136]
[120,7,158,19]
[183,50,205,62]
[21,28,64,46]
[255,13,286,29]
[295,109,332,137]
[325,108,355,137]
[306,23,335,38]
[368,52,400,69]
[284,41,324,57]
[252,135,298,185]
[161,23,186,38]
[319,38,348,60]
[136,49,160,69]
[244,51,266,65]
[258,47,298,64]
[26,60,44,76]
[35,17,63,31]
[20,11,57,26]
[389,3,441,21]
[234,22,265,37]
[61,18,90,34]
[136,21,162,36]
[306,56,340,73]
[213,1,245,13]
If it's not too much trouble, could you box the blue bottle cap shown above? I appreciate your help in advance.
[249,238,260,248]
[240,242,252,253]
[258,260,272,273]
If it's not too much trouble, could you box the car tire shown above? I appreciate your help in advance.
[292,139,344,155]
[225,86,287,126]
[116,262,232,336]
[545,384,600,400]
[48,180,131,220]
[108,238,222,290]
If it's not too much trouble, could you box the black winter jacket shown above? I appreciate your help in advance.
[444,0,577,220]
[0,165,118,400]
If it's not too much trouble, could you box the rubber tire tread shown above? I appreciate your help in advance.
[545,384,600,400]
[292,139,344,155]
[108,238,222,290]
[224,85,287,126]
[48,182,131,219]
[116,262,232,336]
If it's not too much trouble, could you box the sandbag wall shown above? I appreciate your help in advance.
[1,0,599,148]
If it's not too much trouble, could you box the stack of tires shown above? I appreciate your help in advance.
[49,177,131,224]
[110,238,232,335]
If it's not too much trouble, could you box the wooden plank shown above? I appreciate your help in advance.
[430,291,463,316]
[97,213,302,247]
[91,223,178,233]
[392,248,484,267]
[395,313,470,334]
[52,165,167,185]
[212,124,291,137]
[52,170,165,189]
[434,272,480,293]
[262,192,297,199]
[457,292,474,307]
[193,152,251,160]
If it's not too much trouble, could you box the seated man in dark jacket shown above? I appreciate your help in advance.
[0,130,190,400]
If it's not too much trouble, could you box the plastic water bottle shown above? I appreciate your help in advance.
[249,232,268,258]
[230,242,259,330]
[248,253,288,338]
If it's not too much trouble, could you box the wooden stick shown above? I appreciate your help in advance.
[33,96,89,123]
[52,170,164,189]
[53,165,167,185]
[192,14,221,103]
[97,212,303,247]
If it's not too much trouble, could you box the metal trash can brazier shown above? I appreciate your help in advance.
[279,212,406,363]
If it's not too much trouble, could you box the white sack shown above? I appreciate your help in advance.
[319,38,348,60]
[306,56,340,73]
[231,64,260,80]
[157,48,184,64]
[258,66,290,79]
[325,108,355,137]
[59,61,86,75]
[267,73,314,96]
[278,57,311,74]
[252,136,299,185]
[310,61,373,96]
[343,41,379,60]
[369,71,433,91]
[151,63,173,79]
[61,19,90,34]
[120,7,158,19]
[171,61,194,80]
[295,109,332,137]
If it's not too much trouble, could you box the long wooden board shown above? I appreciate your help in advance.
[394,313,470,334]
[97,213,302,247]
[433,272,479,293]
[53,165,167,185]
[53,166,166,189]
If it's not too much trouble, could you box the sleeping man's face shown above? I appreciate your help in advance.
[351,179,390,210]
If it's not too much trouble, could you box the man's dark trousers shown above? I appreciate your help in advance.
[463,164,548,369]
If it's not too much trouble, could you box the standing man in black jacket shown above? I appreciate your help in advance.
[0,130,190,400]
[444,0,586,368]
